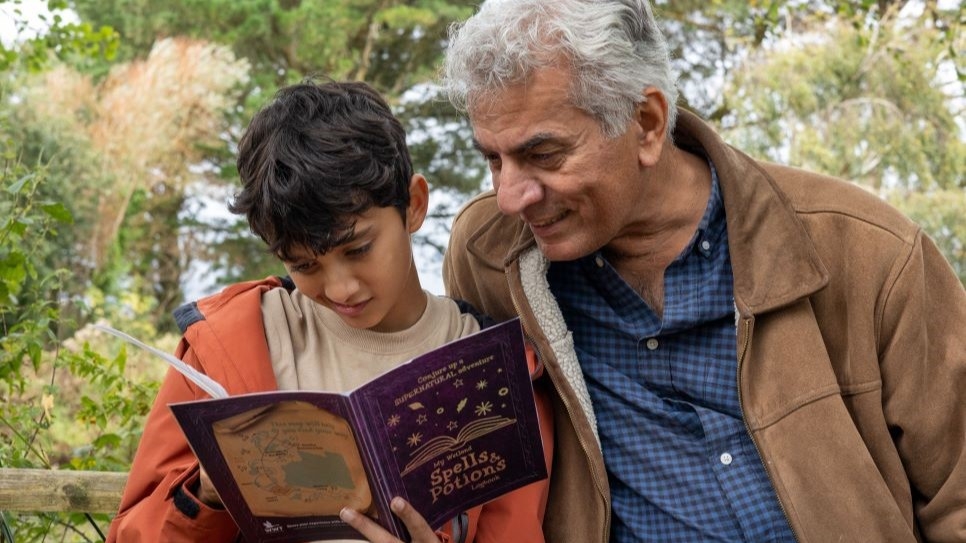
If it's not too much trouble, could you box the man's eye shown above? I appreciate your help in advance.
[483,154,502,169]
[530,151,558,164]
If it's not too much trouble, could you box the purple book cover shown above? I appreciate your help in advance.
[169,318,547,542]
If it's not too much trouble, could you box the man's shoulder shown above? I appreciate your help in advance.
[759,162,918,241]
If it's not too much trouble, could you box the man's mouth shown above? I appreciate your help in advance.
[528,210,568,229]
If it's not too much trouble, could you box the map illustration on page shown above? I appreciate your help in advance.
[99,319,547,542]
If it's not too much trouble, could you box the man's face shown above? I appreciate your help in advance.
[470,66,653,262]
[281,202,425,333]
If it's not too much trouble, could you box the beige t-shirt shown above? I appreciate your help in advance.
[262,288,481,393]
[260,288,481,543]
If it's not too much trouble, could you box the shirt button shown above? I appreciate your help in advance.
[595,255,605,268]
[645,338,659,350]
[700,240,711,251]
[720,452,733,465]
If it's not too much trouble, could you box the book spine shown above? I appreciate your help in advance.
[347,393,409,540]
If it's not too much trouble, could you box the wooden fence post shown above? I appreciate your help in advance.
[0,468,126,514]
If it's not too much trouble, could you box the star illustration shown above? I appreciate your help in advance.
[447,421,459,431]
[453,378,464,388]
[407,433,423,447]
[387,414,401,427]
[475,401,493,416]
[416,414,428,425]
[476,379,488,390]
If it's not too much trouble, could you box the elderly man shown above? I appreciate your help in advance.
[440,1,966,542]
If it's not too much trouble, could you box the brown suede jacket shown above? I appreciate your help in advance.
[443,110,966,543]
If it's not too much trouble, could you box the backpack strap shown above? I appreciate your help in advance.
[451,298,497,330]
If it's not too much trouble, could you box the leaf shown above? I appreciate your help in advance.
[93,433,123,448]
[6,172,35,194]
[40,202,74,223]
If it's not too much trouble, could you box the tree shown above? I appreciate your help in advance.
[1,6,157,540]
[64,0,479,305]
[10,38,250,330]
[718,2,964,282]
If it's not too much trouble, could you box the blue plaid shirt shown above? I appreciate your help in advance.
[547,166,796,542]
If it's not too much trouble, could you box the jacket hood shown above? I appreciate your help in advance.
[171,276,294,394]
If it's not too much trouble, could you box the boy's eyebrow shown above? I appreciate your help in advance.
[282,224,375,262]
[324,224,373,250]
[339,225,372,244]
[472,132,558,156]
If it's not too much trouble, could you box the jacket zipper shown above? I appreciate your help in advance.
[736,315,799,542]
[506,268,611,543]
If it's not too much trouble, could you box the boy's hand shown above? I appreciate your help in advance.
[340,497,439,543]
[196,466,224,508]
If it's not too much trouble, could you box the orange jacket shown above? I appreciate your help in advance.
[107,277,553,542]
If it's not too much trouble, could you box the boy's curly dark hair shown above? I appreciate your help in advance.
[230,78,413,261]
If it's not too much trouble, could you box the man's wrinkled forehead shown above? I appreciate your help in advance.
[466,59,574,115]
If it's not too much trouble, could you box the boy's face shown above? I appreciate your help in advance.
[282,175,429,333]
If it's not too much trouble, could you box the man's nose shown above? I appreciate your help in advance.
[495,163,543,216]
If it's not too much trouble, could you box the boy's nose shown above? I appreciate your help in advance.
[322,270,361,305]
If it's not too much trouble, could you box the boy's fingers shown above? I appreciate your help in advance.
[339,498,439,543]
[389,498,439,542]
[340,507,400,542]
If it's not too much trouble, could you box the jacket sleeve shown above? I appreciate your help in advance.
[106,342,239,543]
[878,231,966,542]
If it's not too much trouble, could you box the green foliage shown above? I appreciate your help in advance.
[0,160,71,384]
[0,8,163,540]
[888,188,966,285]
[0,0,119,72]
[0,150,144,541]
[4,100,115,333]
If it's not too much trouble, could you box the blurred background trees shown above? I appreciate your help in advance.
[0,0,962,539]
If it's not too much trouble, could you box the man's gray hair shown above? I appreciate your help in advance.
[442,0,679,139]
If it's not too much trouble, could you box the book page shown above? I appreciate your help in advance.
[211,400,373,517]
[353,318,547,531]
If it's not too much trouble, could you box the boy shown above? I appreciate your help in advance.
[106,80,552,543]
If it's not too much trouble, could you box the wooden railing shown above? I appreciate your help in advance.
[0,468,126,514]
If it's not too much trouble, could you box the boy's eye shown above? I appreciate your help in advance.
[345,243,372,257]
[289,261,316,273]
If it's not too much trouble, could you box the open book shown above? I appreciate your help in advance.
[97,319,547,542]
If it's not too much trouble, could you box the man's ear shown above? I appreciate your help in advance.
[406,174,430,233]
[634,87,669,167]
